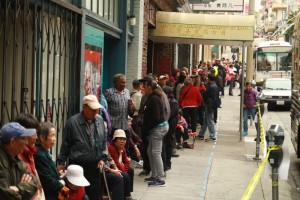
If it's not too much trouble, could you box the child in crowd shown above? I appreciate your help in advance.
[175,109,193,149]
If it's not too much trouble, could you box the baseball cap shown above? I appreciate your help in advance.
[65,165,90,187]
[0,122,36,143]
[82,95,103,110]
[159,75,167,80]
[132,79,141,86]
[113,129,126,140]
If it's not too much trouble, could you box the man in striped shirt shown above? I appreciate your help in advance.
[105,74,132,152]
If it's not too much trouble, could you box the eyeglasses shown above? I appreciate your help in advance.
[14,137,28,143]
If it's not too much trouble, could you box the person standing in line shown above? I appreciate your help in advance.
[57,95,107,200]
[142,80,169,187]
[137,75,154,176]
[162,86,179,170]
[242,82,258,136]
[178,77,202,135]
[228,64,237,96]
[14,113,44,200]
[131,79,143,137]
[34,122,66,200]
[105,74,133,154]
[0,122,38,199]
[198,74,219,141]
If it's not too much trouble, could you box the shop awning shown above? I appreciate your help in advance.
[149,11,255,46]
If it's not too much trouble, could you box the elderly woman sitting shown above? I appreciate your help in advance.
[108,129,135,200]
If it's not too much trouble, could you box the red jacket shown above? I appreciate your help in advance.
[179,84,202,108]
[108,144,130,172]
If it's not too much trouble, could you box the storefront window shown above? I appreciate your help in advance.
[85,0,119,25]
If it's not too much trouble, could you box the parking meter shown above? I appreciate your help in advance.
[266,124,284,168]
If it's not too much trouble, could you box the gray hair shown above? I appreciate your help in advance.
[113,73,125,84]
[184,77,192,85]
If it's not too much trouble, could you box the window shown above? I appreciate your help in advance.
[85,0,118,25]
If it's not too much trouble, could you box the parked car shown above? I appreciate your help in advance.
[258,78,291,108]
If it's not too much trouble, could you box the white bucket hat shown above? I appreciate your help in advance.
[65,165,90,187]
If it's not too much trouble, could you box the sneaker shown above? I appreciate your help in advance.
[197,136,204,140]
[210,137,216,141]
[242,132,248,136]
[139,170,150,176]
[148,179,166,187]
[144,177,157,183]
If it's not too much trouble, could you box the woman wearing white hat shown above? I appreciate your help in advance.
[63,165,90,200]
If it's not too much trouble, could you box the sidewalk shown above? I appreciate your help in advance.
[131,86,292,200]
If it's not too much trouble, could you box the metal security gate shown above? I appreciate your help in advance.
[0,0,81,158]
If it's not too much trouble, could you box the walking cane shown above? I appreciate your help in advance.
[100,167,112,200]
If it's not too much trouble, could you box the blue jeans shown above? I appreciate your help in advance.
[147,124,169,181]
[243,107,257,133]
[198,107,216,138]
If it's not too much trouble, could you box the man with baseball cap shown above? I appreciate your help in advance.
[0,122,38,199]
[57,94,107,200]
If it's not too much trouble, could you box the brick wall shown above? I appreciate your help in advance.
[153,43,172,76]
[142,0,176,76]
[127,0,144,91]
[141,0,149,76]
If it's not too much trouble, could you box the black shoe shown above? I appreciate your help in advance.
[144,177,156,183]
[165,166,171,171]
[139,170,150,176]
[148,179,166,187]
[210,137,216,141]
[238,94,241,96]
[171,153,180,157]
[176,144,183,149]
[197,136,204,140]
[229,94,233,96]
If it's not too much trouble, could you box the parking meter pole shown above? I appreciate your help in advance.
[253,118,261,160]
[266,124,284,200]
[253,103,261,160]
[272,167,279,200]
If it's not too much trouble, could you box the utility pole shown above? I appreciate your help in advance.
[246,0,255,82]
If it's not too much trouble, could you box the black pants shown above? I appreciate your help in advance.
[81,164,102,200]
[141,138,151,172]
[106,172,124,200]
[214,108,218,123]
[127,167,134,192]
[182,107,198,132]
[162,132,173,168]
[175,127,189,143]
[198,106,205,126]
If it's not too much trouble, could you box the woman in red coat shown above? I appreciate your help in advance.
[108,129,134,197]
[178,77,202,135]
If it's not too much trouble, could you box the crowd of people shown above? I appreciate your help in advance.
[0,57,259,200]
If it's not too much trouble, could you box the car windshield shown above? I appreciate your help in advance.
[264,79,291,90]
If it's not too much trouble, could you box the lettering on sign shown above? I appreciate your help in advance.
[156,23,253,40]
